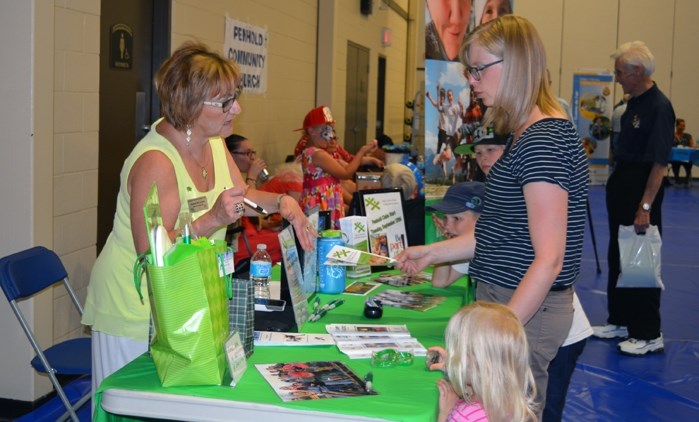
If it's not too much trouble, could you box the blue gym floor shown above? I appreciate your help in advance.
[567,184,699,421]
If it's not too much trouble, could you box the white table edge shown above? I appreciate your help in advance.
[101,388,392,422]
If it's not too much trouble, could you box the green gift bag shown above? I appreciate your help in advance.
[134,237,230,387]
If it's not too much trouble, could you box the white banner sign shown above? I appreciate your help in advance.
[224,18,268,94]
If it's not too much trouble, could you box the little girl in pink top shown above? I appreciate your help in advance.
[429,302,539,422]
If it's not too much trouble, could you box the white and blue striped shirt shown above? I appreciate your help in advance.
[469,118,589,290]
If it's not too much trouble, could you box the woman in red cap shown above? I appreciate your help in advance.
[298,105,377,228]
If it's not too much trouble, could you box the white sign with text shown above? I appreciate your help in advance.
[224,18,268,94]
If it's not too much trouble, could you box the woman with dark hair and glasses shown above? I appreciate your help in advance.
[225,133,269,188]
[82,41,316,401]
[398,16,588,418]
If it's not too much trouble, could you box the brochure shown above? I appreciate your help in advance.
[224,331,248,387]
[302,209,319,294]
[325,324,426,359]
[325,323,411,336]
[339,216,372,279]
[254,331,335,346]
[278,226,309,326]
[330,334,412,342]
[256,361,376,402]
[372,271,432,287]
[336,338,428,359]
[373,289,446,312]
[323,245,397,266]
[343,281,382,296]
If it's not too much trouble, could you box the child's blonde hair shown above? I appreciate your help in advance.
[444,301,538,422]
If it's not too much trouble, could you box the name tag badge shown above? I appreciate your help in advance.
[218,249,235,277]
[188,196,209,214]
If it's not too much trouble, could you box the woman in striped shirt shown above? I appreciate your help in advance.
[397,15,588,417]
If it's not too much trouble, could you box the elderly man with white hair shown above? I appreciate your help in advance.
[592,41,675,356]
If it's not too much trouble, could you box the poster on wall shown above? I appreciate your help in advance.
[224,18,268,94]
[571,71,614,185]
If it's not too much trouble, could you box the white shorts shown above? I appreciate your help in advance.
[91,331,147,415]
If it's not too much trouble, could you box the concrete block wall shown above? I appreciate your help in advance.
[52,0,100,342]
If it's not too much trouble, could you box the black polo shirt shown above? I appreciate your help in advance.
[615,82,675,165]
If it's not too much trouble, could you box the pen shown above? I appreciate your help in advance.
[223,186,269,216]
[308,309,327,322]
[182,222,191,244]
[364,372,374,393]
[325,299,345,310]
[308,299,345,322]
[243,197,269,216]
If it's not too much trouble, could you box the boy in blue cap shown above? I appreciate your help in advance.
[428,181,485,287]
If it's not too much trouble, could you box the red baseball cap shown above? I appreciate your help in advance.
[294,106,335,131]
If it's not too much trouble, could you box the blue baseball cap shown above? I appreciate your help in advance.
[427,182,486,214]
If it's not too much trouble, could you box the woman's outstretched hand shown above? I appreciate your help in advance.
[395,245,433,275]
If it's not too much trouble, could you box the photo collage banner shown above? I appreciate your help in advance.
[424,0,514,188]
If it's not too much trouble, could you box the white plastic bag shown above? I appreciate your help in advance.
[617,225,664,289]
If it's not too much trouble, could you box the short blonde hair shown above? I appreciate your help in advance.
[154,41,240,131]
[445,301,538,422]
[381,163,417,199]
[461,15,562,135]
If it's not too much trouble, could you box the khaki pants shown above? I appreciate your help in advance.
[475,282,573,413]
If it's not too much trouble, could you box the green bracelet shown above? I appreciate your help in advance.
[371,348,414,368]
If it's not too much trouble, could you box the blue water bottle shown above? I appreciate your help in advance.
[318,230,346,294]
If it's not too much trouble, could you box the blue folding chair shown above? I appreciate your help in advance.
[0,246,91,422]
[14,376,92,422]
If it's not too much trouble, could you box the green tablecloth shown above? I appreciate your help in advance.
[94,271,471,422]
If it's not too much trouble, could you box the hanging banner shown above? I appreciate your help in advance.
[423,1,514,186]
[224,18,268,94]
[572,71,614,185]
[424,59,471,184]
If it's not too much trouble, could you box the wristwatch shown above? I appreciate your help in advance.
[641,203,651,212]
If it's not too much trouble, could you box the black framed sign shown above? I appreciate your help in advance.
[358,188,408,259]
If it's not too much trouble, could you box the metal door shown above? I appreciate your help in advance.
[344,42,370,153]
[375,55,386,139]
[97,0,169,251]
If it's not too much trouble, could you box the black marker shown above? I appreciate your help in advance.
[223,187,269,216]
[243,197,269,216]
